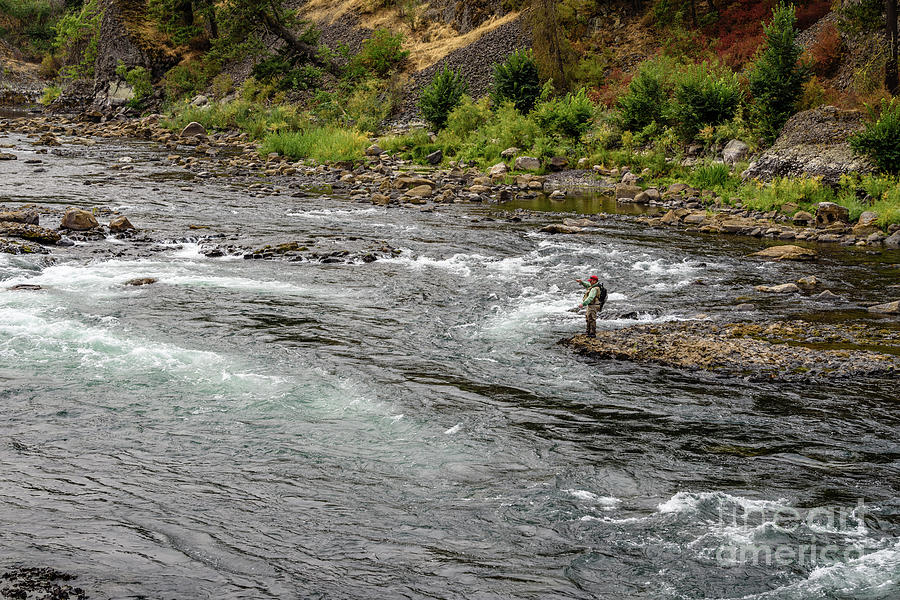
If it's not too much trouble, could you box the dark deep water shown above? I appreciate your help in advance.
[1,128,898,599]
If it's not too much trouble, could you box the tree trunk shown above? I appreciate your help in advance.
[259,10,320,64]
[887,0,899,94]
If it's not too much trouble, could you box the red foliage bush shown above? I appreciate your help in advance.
[591,69,633,108]
[808,23,843,78]
[707,0,776,67]
[707,0,833,68]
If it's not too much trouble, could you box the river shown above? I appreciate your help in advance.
[1,124,898,599]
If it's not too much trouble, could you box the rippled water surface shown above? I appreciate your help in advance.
[1,129,898,599]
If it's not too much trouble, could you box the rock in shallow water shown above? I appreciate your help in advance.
[60,209,99,231]
[561,320,899,382]
[750,245,817,261]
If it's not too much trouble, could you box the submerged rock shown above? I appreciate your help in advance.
[8,284,43,291]
[0,222,61,244]
[868,300,900,315]
[125,277,158,286]
[0,210,39,225]
[756,283,800,293]
[750,245,817,261]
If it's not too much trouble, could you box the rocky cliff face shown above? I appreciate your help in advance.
[93,0,177,95]
[425,0,510,33]
[742,106,874,184]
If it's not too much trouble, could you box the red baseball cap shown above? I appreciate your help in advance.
[589,275,598,281]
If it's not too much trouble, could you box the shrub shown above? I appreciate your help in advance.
[115,62,153,106]
[441,95,492,141]
[418,66,468,131]
[491,49,541,113]
[671,62,743,140]
[351,29,409,78]
[39,85,61,106]
[533,88,594,139]
[260,127,368,163]
[53,0,102,78]
[617,60,671,131]
[748,3,811,142]
[690,162,736,193]
[850,98,900,174]
[210,73,234,99]
[147,0,203,45]
[162,63,206,101]
[252,53,322,91]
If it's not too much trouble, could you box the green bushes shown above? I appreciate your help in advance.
[418,66,468,131]
[491,49,541,113]
[350,29,409,78]
[259,127,368,162]
[851,98,900,175]
[252,52,323,91]
[617,62,669,131]
[53,0,103,78]
[748,2,811,141]
[162,99,309,139]
[671,62,743,140]
[532,88,594,139]
[39,85,61,106]
[115,62,153,106]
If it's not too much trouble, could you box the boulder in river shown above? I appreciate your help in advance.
[0,223,61,244]
[0,210,39,225]
[60,209,99,231]
[0,152,17,160]
[885,231,900,249]
[125,277,158,286]
[540,224,583,234]
[615,183,641,200]
[8,284,43,291]
[756,283,800,293]
[109,215,135,232]
[751,245,817,261]
[868,300,900,315]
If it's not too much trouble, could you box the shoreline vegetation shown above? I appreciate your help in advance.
[1,0,898,234]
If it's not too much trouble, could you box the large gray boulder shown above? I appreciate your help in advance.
[742,106,873,184]
[723,139,749,166]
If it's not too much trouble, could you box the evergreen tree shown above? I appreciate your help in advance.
[749,2,811,142]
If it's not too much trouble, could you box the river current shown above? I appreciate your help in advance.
[1,128,898,599]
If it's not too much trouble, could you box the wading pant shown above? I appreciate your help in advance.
[585,304,600,336]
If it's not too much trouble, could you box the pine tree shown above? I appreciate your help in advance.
[748,3,811,142]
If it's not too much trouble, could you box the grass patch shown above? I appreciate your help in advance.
[162,99,309,139]
[259,127,368,163]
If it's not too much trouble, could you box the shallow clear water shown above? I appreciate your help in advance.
[1,130,898,599]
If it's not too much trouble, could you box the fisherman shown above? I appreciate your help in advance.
[575,275,607,337]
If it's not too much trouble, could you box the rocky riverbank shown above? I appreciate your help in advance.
[563,320,900,382]
[0,566,88,600]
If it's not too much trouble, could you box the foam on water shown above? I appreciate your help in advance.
[731,541,900,599]
[2,259,332,299]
